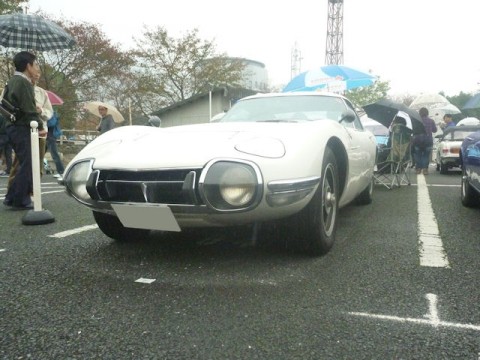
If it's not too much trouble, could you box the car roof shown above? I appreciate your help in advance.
[442,125,480,135]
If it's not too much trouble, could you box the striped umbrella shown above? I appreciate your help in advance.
[0,13,75,51]
[283,65,376,93]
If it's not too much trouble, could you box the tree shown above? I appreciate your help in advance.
[34,17,135,129]
[134,26,245,108]
[346,77,390,108]
[0,0,26,14]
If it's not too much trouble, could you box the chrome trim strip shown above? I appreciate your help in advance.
[268,176,320,193]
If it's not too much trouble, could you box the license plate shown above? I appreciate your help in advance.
[112,203,181,232]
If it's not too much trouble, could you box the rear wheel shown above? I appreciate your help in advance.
[461,171,480,207]
[291,147,339,256]
[93,211,150,242]
[440,162,448,174]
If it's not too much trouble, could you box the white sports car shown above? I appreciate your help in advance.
[435,125,480,174]
[61,92,377,255]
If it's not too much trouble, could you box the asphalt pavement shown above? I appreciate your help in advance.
[1,166,479,359]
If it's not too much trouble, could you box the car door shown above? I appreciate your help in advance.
[341,101,376,199]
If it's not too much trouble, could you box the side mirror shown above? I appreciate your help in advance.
[340,109,356,123]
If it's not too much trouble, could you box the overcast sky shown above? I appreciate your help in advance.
[28,0,480,96]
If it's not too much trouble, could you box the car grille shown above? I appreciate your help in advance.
[93,169,203,205]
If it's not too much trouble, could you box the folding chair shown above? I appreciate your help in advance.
[374,124,412,189]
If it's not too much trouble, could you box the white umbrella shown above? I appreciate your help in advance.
[409,93,450,110]
[456,117,480,126]
[431,103,461,115]
[84,101,125,124]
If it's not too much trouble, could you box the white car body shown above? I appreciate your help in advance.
[62,92,377,255]
[435,125,480,174]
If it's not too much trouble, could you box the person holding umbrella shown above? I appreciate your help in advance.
[96,105,115,134]
[412,107,437,175]
[2,51,45,209]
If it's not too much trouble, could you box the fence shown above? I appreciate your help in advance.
[59,129,99,145]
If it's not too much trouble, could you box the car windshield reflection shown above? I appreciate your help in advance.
[221,95,348,123]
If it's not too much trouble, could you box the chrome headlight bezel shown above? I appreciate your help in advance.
[63,159,96,205]
[198,159,263,212]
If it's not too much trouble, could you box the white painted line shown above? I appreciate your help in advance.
[409,184,460,187]
[349,293,480,331]
[48,224,99,238]
[41,190,65,195]
[135,278,156,284]
[416,175,450,268]
[0,249,6,252]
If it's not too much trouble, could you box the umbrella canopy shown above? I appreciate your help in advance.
[46,90,63,105]
[431,103,461,115]
[456,117,480,126]
[84,101,125,124]
[0,13,75,51]
[462,93,480,110]
[409,93,450,110]
[283,65,376,93]
[362,98,425,135]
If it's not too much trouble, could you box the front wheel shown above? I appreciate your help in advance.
[292,147,339,256]
[93,211,150,242]
[461,171,480,207]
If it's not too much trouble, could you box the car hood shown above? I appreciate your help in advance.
[73,122,334,170]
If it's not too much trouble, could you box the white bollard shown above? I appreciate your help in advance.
[30,121,42,211]
[21,121,55,225]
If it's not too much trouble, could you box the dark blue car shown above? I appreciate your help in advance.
[460,129,480,207]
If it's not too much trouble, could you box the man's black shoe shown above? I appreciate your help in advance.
[10,203,34,211]
[3,199,12,207]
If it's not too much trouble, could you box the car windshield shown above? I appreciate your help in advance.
[220,95,348,123]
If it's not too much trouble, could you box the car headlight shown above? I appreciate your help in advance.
[63,159,95,205]
[199,160,263,211]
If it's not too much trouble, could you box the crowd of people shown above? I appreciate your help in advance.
[0,51,116,210]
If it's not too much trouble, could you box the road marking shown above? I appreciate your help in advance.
[349,293,480,331]
[135,278,156,284]
[0,249,5,252]
[417,174,450,268]
[48,224,99,238]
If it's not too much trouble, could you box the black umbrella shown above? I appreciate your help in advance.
[362,98,425,135]
[0,13,75,51]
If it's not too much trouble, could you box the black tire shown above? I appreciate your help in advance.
[355,178,373,205]
[292,147,339,256]
[461,171,480,207]
[93,211,150,242]
[440,162,448,174]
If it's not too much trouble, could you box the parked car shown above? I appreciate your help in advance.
[60,92,377,255]
[435,125,480,174]
[460,129,480,207]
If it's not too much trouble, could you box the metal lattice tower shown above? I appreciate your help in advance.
[325,0,344,65]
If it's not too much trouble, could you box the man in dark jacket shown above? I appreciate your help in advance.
[3,51,46,210]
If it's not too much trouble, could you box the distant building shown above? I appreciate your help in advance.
[235,58,269,92]
[151,58,268,127]
[151,86,258,128]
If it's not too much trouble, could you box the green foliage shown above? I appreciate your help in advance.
[134,26,246,107]
[0,0,26,14]
[345,78,390,108]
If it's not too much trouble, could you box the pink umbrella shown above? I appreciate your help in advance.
[46,90,64,105]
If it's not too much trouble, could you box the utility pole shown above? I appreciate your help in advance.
[325,0,344,65]
[290,42,303,79]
